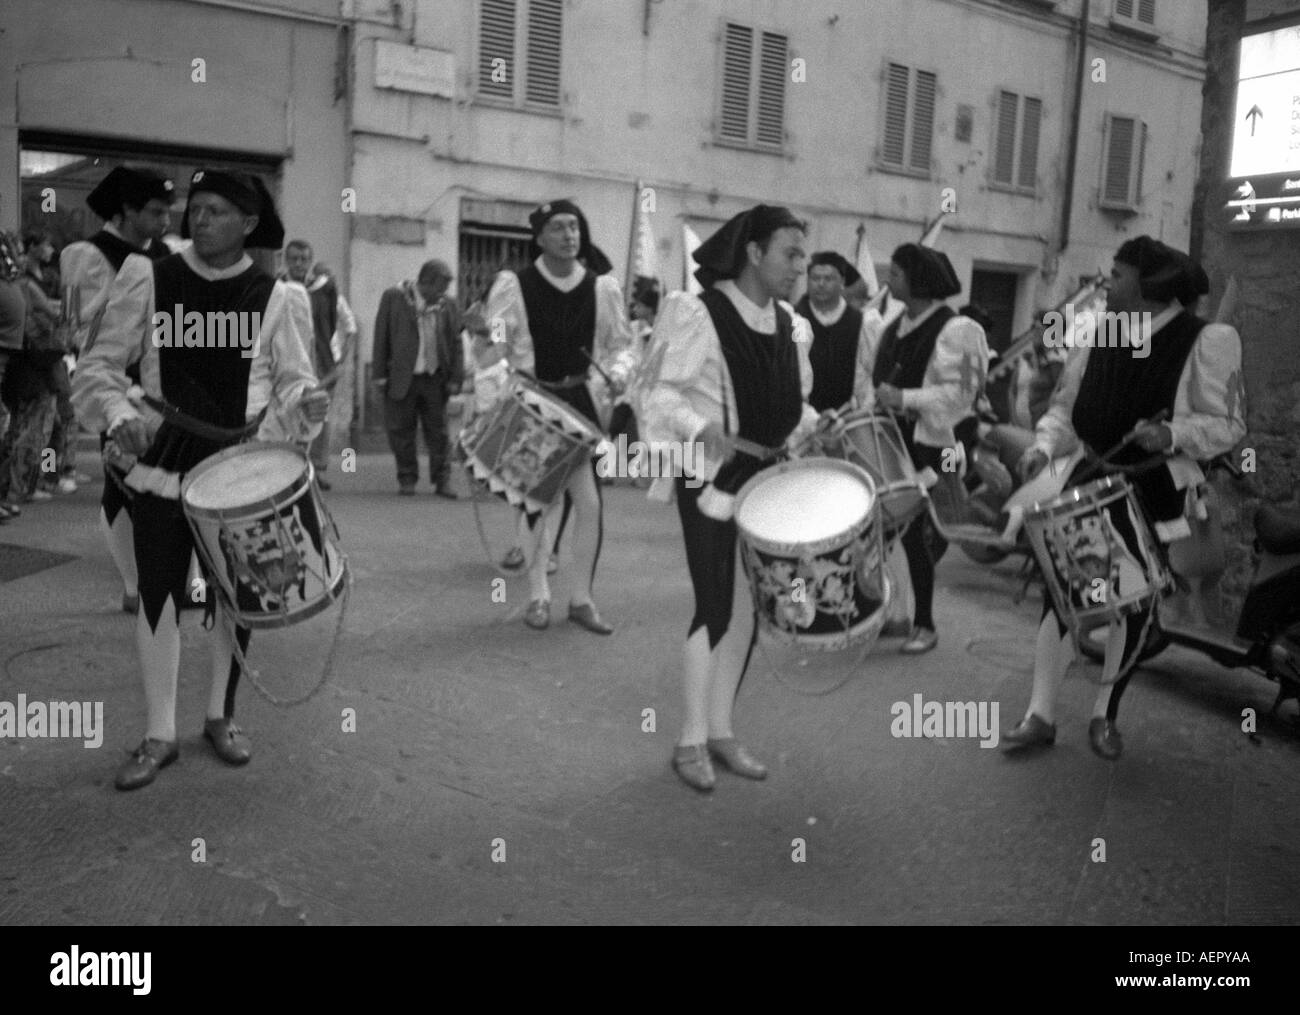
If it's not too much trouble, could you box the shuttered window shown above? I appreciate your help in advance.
[1101,113,1146,211]
[717,22,789,150]
[879,62,936,175]
[1115,0,1156,23]
[992,90,1042,192]
[477,0,562,109]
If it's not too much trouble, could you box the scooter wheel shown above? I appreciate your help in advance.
[1078,622,1170,665]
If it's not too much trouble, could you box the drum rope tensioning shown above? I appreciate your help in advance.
[180,441,351,707]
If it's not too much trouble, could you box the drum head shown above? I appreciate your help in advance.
[737,460,874,546]
[185,444,307,510]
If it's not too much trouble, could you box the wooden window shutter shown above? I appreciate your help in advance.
[994,91,1019,185]
[756,31,788,148]
[1018,97,1042,189]
[720,23,753,142]
[1138,0,1155,24]
[1115,0,1135,18]
[525,0,562,107]
[1102,114,1145,208]
[479,0,516,100]
[882,63,910,166]
[910,69,936,171]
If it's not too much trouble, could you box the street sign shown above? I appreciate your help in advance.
[1226,24,1300,230]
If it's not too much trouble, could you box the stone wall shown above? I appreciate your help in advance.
[1194,0,1300,617]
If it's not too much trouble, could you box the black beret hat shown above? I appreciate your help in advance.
[891,243,961,299]
[86,166,175,220]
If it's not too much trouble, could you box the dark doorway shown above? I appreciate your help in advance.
[968,268,1019,354]
[458,226,532,311]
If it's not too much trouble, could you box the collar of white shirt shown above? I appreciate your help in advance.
[535,256,585,293]
[103,222,126,241]
[808,297,847,328]
[180,244,252,282]
[716,279,777,334]
[1131,302,1183,349]
[895,301,943,338]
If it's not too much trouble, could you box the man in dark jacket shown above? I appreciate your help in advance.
[372,259,464,497]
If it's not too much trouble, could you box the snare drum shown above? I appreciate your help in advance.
[460,377,602,515]
[1022,474,1171,634]
[734,458,891,651]
[181,442,347,629]
[824,411,928,538]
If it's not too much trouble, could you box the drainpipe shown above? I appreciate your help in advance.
[1059,0,1090,256]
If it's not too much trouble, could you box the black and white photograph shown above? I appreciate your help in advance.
[0,0,1297,969]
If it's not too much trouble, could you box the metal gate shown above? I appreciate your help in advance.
[458,226,532,308]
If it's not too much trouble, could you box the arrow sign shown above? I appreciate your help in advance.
[1245,104,1263,136]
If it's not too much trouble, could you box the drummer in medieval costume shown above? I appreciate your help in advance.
[485,200,637,634]
[61,166,175,615]
[1003,236,1245,760]
[635,205,821,793]
[72,169,329,790]
[855,243,990,654]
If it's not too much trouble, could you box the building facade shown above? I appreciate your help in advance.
[345,0,1209,381]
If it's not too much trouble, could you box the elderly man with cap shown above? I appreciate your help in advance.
[485,199,636,634]
[73,168,328,790]
[636,204,821,793]
[794,251,877,414]
[373,259,464,498]
[855,243,989,655]
[1002,236,1245,760]
[60,166,174,610]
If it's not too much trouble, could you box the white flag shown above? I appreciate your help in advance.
[682,223,703,295]
[854,224,880,295]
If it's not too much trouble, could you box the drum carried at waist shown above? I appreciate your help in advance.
[181,441,347,630]
[459,375,602,515]
[817,410,929,540]
[734,457,891,652]
[1022,474,1171,636]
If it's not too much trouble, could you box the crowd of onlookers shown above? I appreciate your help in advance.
[0,229,88,524]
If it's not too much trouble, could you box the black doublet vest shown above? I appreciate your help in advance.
[796,296,862,413]
[699,289,803,495]
[139,254,275,475]
[516,264,601,426]
[1070,310,1204,521]
[871,304,955,455]
[88,230,142,273]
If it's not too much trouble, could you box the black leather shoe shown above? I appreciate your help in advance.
[115,738,179,791]
[1001,713,1056,751]
[317,477,332,491]
[568,602,613,635]
[672,744,715,793]
[707,738,767,780]
[434,484,458,500]
[1088,718,1123,761]
[121,592,139,614]
[203,717,252,766]
[501,547,525,571]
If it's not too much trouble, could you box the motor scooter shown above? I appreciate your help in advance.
[1073,454,1300,725]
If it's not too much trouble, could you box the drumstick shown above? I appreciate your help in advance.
[1075,409,1170,483]
[581,349,617,388]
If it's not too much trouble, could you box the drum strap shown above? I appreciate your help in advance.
[142,395,267,443]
